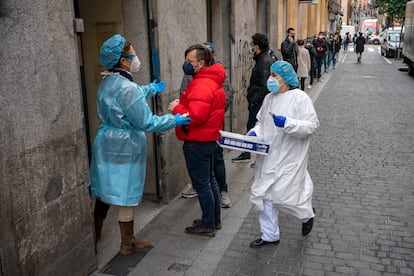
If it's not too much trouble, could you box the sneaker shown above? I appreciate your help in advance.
[307,85,312,89]
[181,185,198,198]
[220,191,231,208]
[193,219,221,230]
[231,152,250,163]
[185,225,216,237]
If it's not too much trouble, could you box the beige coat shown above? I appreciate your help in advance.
[297,46,311,78]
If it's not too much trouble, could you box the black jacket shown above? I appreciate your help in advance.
[355,36,365,53]
[281,37,299,70]
[247,51,274,107]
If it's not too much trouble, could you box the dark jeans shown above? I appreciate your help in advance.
[247,104,261,131]
[328,52,336,68]
[323,53,328,70]
[300,77,306,91]
[309,64,315,85]
[183,141,221,229]
[214,145,227,192]
[315,57,324,78]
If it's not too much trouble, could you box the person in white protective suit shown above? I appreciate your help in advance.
[90,34,191,254]
[247,60,319,248]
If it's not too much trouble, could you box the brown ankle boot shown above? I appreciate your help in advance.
[119,221,150,255]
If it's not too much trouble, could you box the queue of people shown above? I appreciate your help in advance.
[90,30,323,255]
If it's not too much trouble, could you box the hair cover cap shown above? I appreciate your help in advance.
[270,61,299,88]
[202,41,216,53]
[100,34,126,68]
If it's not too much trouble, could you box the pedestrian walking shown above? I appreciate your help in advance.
[232,33,274,163]
[355,32,365,62]
[297,39,311,91]
[168,43,226,237]
[90,34,191,255]
[343,32,351,52]
[281,27,299,72]
[247,61,319,248]
[179,41,233,208]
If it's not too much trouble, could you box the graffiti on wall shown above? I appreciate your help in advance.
[232,39,253,108]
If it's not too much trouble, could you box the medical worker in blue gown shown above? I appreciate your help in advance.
[247,61,319,248]
[90,34,191,255]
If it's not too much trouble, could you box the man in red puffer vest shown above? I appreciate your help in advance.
[168,44,226,237]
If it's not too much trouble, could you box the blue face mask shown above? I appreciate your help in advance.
[267,76,280,93]
[182,62,195,75]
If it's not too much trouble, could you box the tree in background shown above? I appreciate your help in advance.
[373,0,408,27]
[373,0,408,58]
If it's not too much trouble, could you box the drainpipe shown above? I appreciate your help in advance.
[146,0,163,201]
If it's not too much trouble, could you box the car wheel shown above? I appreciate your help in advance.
[373,39,379,45]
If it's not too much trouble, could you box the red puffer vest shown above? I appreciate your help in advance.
[173,63,226,142]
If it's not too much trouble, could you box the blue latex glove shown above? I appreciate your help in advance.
[175,114,192,126]
[152,80,166,93]
[272,115,286,128]
[247,131,257,136]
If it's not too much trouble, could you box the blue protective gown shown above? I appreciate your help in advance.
[90,72,176,206]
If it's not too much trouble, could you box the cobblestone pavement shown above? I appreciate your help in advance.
[213,47,414,275]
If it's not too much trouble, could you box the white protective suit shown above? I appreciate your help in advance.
[250,88,319,220]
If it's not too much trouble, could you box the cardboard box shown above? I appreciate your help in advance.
[218,130,270,155]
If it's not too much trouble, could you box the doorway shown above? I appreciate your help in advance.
[74,0,159,201]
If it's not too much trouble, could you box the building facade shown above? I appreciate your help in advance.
[0,0,331,274]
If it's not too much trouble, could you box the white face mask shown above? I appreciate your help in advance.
[129,55,141,72]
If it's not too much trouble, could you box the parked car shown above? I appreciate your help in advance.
[381,29,404,58]
[368,31,385,44]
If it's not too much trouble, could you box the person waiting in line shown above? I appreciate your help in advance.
[297,39,311,91]
[168,44,226,237]
[313,32,328,82]
[179,41,233,208]
[304,39,317,89]
[247,61,319,248]
[90,34,191,255]
[327,33,341,70]
[334,31,342,61]
[232,33,274,163]
[281,27,299,72]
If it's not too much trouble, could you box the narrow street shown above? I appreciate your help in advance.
[93,45,414,276]
[213,45,414,275]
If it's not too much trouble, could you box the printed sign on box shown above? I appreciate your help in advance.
[218,130,270,155]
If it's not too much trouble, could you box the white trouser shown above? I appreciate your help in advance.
[259,200,280,242]
[259,200,314,241]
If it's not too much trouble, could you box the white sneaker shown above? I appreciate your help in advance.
[307,85,312,89]
[181,185,198,198]
[220,191,231,208]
